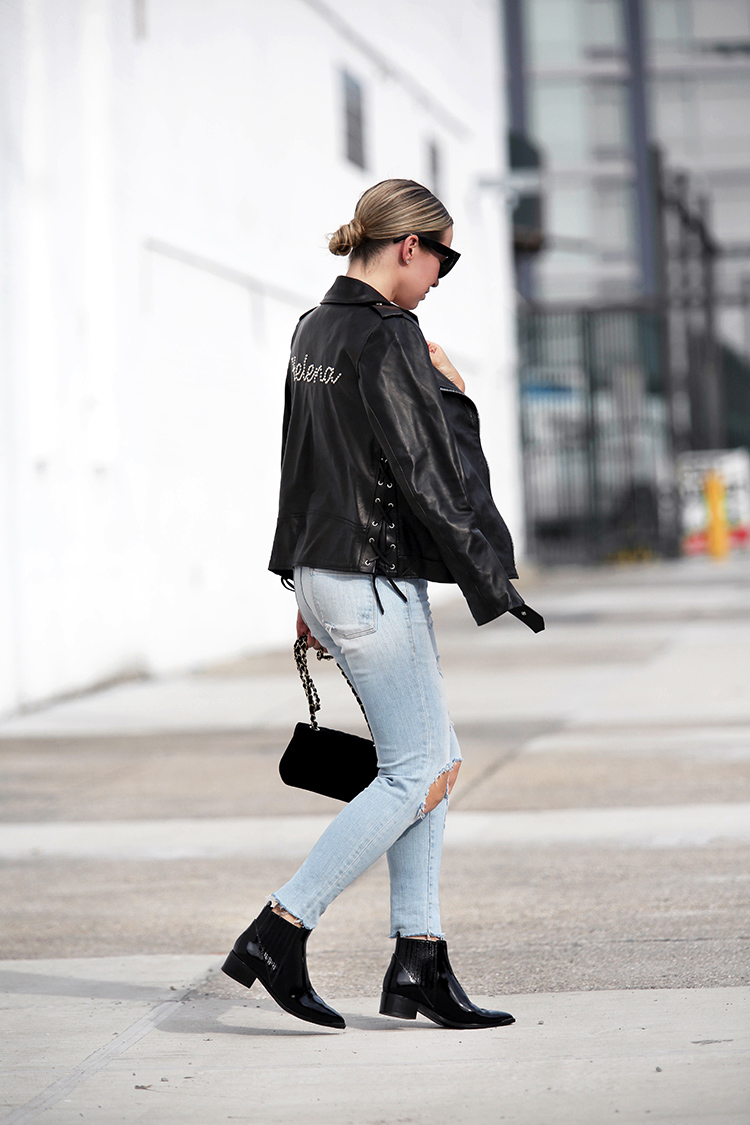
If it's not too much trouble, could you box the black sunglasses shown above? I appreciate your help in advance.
[393,234,461,279]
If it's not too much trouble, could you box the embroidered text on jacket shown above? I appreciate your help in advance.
[291,354,343,385]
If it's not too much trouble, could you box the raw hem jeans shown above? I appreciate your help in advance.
[273,566,461,938]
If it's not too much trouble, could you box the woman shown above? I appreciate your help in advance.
[223,179,543,1031]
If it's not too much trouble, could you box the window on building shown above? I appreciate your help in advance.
[590,81,629,158]
[652,76,694,158]
[548,184,592,245]
[583,0,623,57]
[133,0,147,39]
[426,140,442,198]
[342,71,366,169]
[692,0,750,41]
[710,180,750,241]
[531,80,588,165]
[525,0,582,68]
[593,181,635,257]
[695,75,750,158]
[646,0,691,45]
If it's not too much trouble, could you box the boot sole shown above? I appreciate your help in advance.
[380,990,514,1029]
[222,950,345,1030]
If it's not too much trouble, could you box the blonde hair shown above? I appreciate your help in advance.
[328,179,452,266]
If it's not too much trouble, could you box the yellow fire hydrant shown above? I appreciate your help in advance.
[705,470,729,560]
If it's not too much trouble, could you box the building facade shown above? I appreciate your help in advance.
[521,0,750,357]
[0,0,519,715]
[505,0,750,564]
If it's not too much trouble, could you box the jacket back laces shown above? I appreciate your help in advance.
[365,456,408,615]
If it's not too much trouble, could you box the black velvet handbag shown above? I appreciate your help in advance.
[279,636,379,803]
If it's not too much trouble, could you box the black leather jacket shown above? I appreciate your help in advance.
[269,276,543,631]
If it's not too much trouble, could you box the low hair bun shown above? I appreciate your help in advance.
[327,180,452,265]
[328,217,366,256]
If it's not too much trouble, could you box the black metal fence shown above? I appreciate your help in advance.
[518,305,680,564]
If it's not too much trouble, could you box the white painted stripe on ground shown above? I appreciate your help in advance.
[0,803,748,860]
[447,804,750,848]
[1,999,182,1124]
[0,815,329,860]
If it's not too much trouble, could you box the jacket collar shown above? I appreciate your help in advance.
[320,276,419,322]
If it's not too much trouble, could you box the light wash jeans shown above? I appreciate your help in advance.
[273,566,462,938]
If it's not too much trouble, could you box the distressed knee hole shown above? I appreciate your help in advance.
[419,758,463,818]
[423,772,449,815]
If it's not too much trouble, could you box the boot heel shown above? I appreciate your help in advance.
[380,991,417,1020]
[221,950,257,990]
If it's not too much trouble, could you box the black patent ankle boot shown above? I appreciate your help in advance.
[222,904,345,1030]
[380,937,514,1029]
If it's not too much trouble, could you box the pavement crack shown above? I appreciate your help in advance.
[450,746,524,809]
[451,724,569,810]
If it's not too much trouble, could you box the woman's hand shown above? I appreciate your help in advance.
[296,609,327,653]
[425,340,465,393]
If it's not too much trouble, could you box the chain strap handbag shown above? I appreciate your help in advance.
[278,636,379,802]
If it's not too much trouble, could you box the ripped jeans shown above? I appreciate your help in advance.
[272,566,462,938]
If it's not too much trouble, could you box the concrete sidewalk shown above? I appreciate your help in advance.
[1,557,749,1123]
[2,956,746,1125]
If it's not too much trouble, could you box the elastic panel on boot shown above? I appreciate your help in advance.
[256,908,308,978]
[396,937,441,988]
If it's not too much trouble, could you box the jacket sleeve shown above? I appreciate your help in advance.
[357,317,532,627]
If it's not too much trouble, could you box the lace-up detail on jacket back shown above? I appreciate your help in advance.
[364,453,406,613]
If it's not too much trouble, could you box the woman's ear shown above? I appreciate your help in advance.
[398,234,419,266]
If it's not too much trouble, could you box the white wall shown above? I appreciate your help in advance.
[0,0,520,715]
